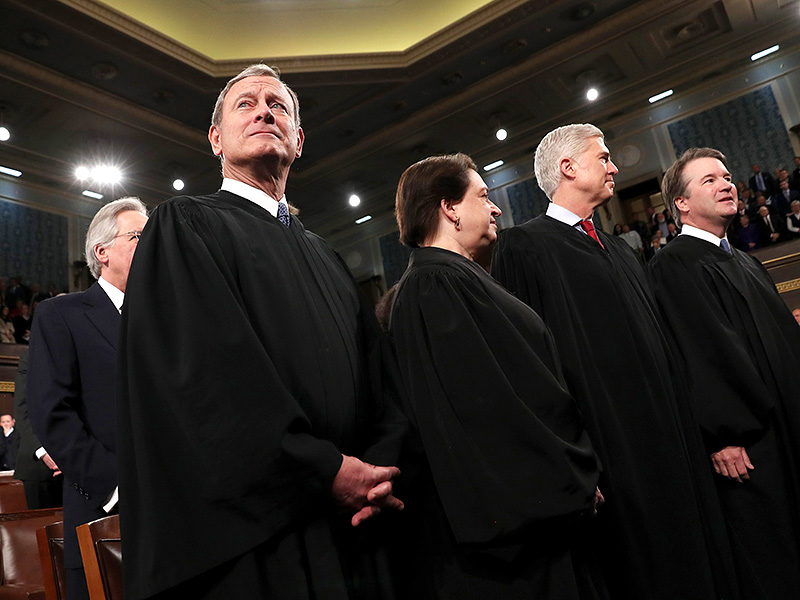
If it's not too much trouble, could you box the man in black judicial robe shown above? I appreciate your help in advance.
[648,147,800,599]
[117,65,406,600]
[493,124,738,600]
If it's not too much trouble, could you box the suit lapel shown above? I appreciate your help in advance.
[82,283,121,350]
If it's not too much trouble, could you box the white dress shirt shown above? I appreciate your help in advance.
[221,178,289,219]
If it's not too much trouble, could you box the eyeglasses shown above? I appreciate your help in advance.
[114,230,143,242]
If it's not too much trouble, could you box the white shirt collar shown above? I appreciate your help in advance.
[221,178,288,218]
[4,427,13,437]
[679,223,729,247]
[546,202,584,226]
[97,277,124,314]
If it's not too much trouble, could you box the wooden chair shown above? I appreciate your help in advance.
[35,521,65,600]
[0,477,29,513]
[76,515,121,600]
[0,508,63,600]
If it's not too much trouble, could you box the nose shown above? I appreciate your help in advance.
[490,202,502,217]
[607,160,619,175]
[254,101,275,122]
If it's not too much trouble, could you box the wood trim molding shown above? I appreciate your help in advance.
[0,382,15,394]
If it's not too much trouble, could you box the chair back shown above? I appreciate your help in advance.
[36,521,66,600]
[0,508,63,599]
[0,476,28,513]
[76,514,122,600]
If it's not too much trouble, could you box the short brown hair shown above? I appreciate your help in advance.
[661,147,727,227]
[395,153,477,247]
[211,64,300,128]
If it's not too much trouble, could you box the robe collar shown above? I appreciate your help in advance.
[221,178,288,219]
[679,224,730,248]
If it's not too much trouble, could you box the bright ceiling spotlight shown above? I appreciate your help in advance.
[75,166,91,180]
[91,165,121,185]
[586,88,599,101]
[0,127,10,142]
[349,194,361,207]
[483,160,504,171]
[495,128,508,141]
[172,178,185,191]
[751,45,779,61]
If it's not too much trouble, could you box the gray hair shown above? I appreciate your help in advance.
[211,64,301,128]
[85,197,148,279]
[534,123,604,199]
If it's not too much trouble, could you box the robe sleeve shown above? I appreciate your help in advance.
[647,251,774,451]
[492,227,546,314]
[390,263,597,547]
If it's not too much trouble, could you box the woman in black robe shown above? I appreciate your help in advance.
[388,154,605,599]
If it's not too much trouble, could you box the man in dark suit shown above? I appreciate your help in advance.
[28,197,148,600]
[0,414,17,470]
[757,205,785,246]
[12,350,63,509]
[749,164,776,197]
[771,180,799,216]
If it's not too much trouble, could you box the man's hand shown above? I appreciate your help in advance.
[592,487,605,516]
[42,453,61,477]
[331,455,403,527]
[711,446,754,482]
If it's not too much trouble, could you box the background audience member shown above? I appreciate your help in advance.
[12,303,31,344]
[791,157,800,192]
[735,215,760,251]
[772,180,798,216]
[0,414,17,470]
[620,224,644,257]
[757,205,785,246]
[786,201,800,239]
[0,306,14,344]
[750,163,776,197]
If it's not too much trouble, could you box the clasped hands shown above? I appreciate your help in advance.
[331,454,404,527]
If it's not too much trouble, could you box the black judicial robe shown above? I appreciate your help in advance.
[116,191,406,600]
[389,247,603,600]
[493,215,736,600]
[648,235,800,599]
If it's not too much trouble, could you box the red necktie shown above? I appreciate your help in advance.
[579,219,605,249]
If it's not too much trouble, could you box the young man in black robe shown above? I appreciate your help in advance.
[492,124,738,600]
[648,147,800,599]
[116,64,406,600]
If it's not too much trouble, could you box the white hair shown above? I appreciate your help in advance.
[534,123,604,199]
[84,197,148,279]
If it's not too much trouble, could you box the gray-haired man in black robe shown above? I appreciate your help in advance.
[492,124,739,600]
[648,147,800,599]
[117,64,406,600]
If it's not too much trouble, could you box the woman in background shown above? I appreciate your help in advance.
[388,153,605,599]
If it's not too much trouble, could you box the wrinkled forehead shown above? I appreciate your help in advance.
[227,76,292,105]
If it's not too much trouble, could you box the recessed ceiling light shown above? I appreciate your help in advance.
[75,166,90,180]
[349,194,361,207]
[355,215,372,224]
[172,178,185,191]
[495,128,508,141]
[483,160,504,171]
[0,127,10,142]
[0,165,22,177]
[751,45,779,61]
[586,88,599,101]
[648,89,674,103]
[82,190,103,199]
[91,166,121,185]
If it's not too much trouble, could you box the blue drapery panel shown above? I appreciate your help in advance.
[0,198,68,291]
[668,86,794,182]
[507,178,550,225]
[379,231,412,287]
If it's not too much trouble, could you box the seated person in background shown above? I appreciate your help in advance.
[666,222,679,242]
[12,303,31,344]
[612,224,623,236]
[0,306,15,344]
[793,308,800,325]
[750,191,771,218]
[619,224,644,256]
[786,200,800,239]
[792,157,800,192]
[757,205,785,246]
[390,153,603,599]
[771,180,798,216]
[645,232,666,262]
[0,414,16,470]
[735,215,760,251]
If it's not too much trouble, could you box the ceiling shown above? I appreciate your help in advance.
[1,0,799,242]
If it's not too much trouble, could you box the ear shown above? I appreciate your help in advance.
[94,244,110,270]
[295,127,305,158]
[209,124,223,157]
[674,196,689,215]
[440,198,458,223]
[560,157,576,180]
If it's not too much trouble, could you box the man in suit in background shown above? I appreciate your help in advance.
[750,164,776,197]
[28,197,148,600]
[757,205,785,246]
[0,414,17,470]
[12,349,63,509]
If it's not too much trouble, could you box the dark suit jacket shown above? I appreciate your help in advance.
[0,430,18,470]
[750,171,776,196]
[758,213,786,245]
[13,350,53,483]
[28,283,120,570]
